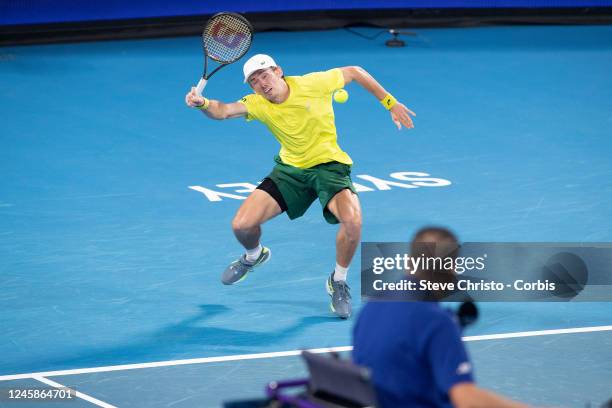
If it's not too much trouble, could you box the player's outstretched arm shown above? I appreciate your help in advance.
[185,87,247,120]
[340,66,416,130]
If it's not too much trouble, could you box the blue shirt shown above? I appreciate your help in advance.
[353,301,474,408]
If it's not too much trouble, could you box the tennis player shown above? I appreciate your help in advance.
[185,54,415,319]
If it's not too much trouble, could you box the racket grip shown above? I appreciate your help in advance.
[195,78,208,96]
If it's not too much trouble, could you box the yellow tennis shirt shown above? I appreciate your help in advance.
[238,68,353,169]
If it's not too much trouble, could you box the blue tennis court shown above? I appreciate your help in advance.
[1,23,612,407]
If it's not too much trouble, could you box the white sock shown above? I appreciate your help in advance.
[333,263,348,282]
[245,243,263,263]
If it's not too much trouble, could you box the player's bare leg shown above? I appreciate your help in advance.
[325,189,362,318]
[232,189,282,249]
[222,189,282,285]
[328,190,362,268]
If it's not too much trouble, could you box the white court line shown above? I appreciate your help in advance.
[462,325,612,341]
[33,376,117,408]
[1,325,610,382]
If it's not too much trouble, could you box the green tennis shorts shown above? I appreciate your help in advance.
[261,156,357,224]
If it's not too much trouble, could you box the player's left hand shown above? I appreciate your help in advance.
[390,103,416,130]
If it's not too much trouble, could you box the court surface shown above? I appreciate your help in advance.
[1,24,612,407]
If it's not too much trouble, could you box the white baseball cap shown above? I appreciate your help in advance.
[243,54,277,83]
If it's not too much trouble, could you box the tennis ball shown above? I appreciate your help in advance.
[333,89,349,104]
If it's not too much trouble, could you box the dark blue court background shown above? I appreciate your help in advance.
[2,0,612,25]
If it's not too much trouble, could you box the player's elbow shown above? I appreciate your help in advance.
[211,113,228,120]
[208,105,229,120]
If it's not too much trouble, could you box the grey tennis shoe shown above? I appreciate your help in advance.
[326,272,352,319]
[221,247,271,285]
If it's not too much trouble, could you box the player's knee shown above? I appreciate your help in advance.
[231,215,258,233]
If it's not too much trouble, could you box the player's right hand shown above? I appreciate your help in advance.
[185,87,205,108]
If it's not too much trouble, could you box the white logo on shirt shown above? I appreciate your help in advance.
[457,362,472,375]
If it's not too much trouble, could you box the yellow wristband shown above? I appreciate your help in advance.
[197,98,210,111]
[380,94,397,110]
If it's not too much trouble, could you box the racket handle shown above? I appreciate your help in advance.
[195,78,208,96]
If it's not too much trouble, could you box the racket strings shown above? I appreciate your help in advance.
[203,14,252,63]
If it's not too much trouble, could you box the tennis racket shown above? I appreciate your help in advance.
[195,12,253,96]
